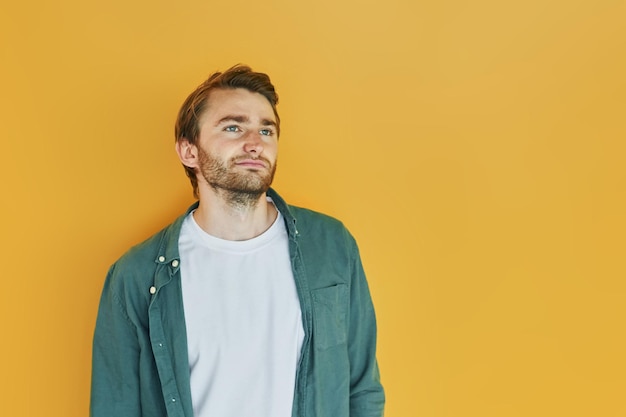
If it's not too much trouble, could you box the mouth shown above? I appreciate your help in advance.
[234,158,268,169]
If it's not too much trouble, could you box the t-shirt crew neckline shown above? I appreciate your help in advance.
[187,202,283,254]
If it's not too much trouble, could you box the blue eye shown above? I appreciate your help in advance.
[260,129,273,136]
[225,125,240,132]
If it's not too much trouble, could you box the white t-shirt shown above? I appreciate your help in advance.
[179,208,304,417]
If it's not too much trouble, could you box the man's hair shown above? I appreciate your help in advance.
[174,64,280,197]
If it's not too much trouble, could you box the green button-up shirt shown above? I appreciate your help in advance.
[91,188,384,416]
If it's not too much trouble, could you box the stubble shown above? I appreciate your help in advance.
[197,147,276,209]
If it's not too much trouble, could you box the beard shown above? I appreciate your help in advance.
[197,146,276,208]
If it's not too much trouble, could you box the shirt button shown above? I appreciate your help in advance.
[149,286,156,295]
[172,260,179,268]
[158,256,165,262]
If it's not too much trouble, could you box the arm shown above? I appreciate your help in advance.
[347,238,385,416]
[90,264,142,417]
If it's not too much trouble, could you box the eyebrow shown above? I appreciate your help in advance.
[216,115,277,128]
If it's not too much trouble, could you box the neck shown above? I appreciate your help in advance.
[193,187,277,241]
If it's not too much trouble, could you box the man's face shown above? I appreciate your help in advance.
[194,88,278,196]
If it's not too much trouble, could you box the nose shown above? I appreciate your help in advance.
[243,131,264,155]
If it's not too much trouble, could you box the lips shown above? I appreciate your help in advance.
[234,158,268,169]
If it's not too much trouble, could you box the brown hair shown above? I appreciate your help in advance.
[174,64,280,197]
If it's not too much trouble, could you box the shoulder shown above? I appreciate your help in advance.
[269,188,351,240]
[106,207,191,291]
[114,228,166,271]
[286,204,361,270]
[289,205,353,240]
[289,205,345,228]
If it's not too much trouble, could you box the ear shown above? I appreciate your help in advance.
[176,138,199,168]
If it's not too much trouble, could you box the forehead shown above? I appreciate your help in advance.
[201,88,276,122]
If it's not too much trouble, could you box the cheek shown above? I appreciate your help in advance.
[263,140,278,157]
[268,147,279,163]
[212,143,238,159]
[269,139,279,153]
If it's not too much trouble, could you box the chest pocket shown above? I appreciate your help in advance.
[312,284,348,350]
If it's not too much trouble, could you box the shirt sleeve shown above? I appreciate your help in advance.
[346,233,386,417]
[90,264,143,417]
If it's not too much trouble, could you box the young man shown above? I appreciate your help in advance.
[91,65,384,417]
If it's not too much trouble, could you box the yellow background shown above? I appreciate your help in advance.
[1,0,625,415]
